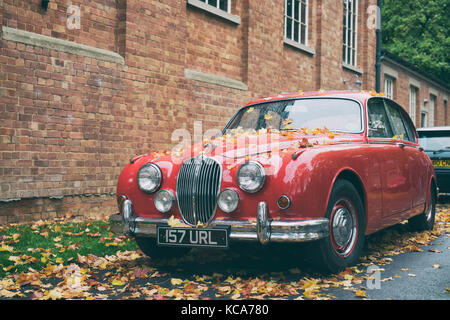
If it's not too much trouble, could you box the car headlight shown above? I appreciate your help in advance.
[237,161,265,193]
[218,189,239,213]
[154,189,174,213]
[137,163,162,193]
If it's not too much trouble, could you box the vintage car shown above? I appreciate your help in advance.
[110,90,437,273]
[417,126,450,194]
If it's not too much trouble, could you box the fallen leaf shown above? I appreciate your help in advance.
[355,289,366,298]
[170,278,183,286]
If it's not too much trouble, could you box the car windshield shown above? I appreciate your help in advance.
[418,131,450,152]
[225,98,363,133]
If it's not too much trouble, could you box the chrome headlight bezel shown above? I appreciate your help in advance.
[217,188,240,213]
[154,189,175,213]
[137,163,162,194]
[237,161,265,193]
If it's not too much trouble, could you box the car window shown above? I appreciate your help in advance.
[367,98,394,138]
[386,100,417,143]
[384,100,413,142]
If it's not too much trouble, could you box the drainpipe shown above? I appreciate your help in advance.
[375,0,382,92]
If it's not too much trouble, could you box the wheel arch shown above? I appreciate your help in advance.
[328,168,368,234]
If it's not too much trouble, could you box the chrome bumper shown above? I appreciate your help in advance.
[110,201,329,244]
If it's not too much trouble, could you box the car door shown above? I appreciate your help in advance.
[384,99,427,211]
[367,98,412,218]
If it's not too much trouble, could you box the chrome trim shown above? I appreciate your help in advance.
[277,195,291,210]
[176,156,223,226]
[109,201,329,243]
[257,202,270,244]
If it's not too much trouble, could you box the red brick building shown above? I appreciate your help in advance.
[0,0,448,223]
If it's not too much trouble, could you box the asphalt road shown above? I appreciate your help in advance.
[328,232,450,300]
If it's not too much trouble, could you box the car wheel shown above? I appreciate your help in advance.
[408,184,436,232]
[312,179,365,273]
[135,236,188,260]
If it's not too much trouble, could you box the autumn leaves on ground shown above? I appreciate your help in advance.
[0,204,449,300]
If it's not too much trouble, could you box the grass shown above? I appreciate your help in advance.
[0,219,138,278]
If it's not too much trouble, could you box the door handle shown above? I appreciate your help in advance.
[396,142,405,148]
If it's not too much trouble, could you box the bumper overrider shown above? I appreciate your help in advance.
[109,200,329,245]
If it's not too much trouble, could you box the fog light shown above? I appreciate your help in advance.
[154,189,174,213]
[218,189,239,213]
[277,195,291,210]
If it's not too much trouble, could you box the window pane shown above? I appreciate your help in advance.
[287,0,293,17]
[226,98,362,133]
[286,18,292,39]
[208,0,217,7]
[219,0,228,11]
[368,98,394,138]
[385,101,410,141]
[294,0,299,20]
[301,24,306,44]
[294,21,299,42]
[301,1,306,22]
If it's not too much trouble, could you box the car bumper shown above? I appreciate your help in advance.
[109,200,329,245]
[435,168,450,193]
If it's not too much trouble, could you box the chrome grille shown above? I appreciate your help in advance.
[176,157,222,226]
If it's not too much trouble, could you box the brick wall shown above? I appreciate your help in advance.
[381,59,450,127]
[0,0,380,223]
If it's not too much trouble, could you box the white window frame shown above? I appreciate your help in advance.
[384,76,394,99]
[199,0,231,13]
[429,94,436,127]
[409,86,417,125]
[284,0,309,46]
[343,0,358,67]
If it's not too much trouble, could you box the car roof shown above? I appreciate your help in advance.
[242,90,385,108]
[416,126,450,132]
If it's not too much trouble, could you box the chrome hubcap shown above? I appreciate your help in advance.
[331,199,357,257]
[426,198,434,221]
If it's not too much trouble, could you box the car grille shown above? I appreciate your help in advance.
[176,157,222,226]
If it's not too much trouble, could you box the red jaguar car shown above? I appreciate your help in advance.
[110,90,437,273]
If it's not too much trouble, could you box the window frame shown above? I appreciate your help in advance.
[409,86,418,126]
[384,76,394,99]
[367,97,394,139]
[429,94,436,127]
[384,99,416,143]
[343,0,359,67]
[284,0,309,46]
[199,0,230,13]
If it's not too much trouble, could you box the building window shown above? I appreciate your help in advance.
[343,0,358,67]
[429,94,436,127]
[445,100,448,125]
[198,0,230,13]
[285,0,309,45]
[409,86,418,125]
[420,112,427,128]
[384,76,394,99]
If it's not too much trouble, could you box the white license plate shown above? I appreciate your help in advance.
[157,226,229,248]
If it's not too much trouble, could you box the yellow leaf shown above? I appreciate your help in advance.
[0,244,14,252]
[355,289,366,298]
[111,279,125,286]
[246,107,254,113]
[170,278,183,286]
[264,113,273,120]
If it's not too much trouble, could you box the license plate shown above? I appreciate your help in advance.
[432,159,450,167]
[157,226,229,248]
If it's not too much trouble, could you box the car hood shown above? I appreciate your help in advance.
[192,131,364,160]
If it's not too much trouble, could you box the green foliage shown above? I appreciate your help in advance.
[382,0,450,85]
